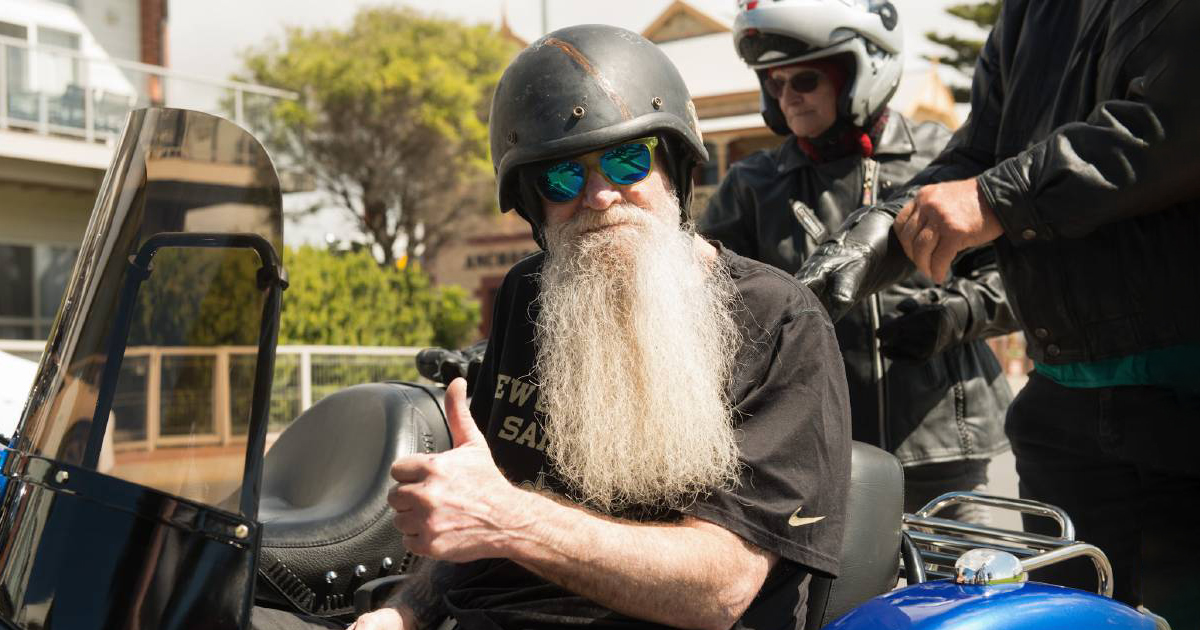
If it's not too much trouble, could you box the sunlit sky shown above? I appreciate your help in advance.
[166,0,988,246]
[169,0,986,97]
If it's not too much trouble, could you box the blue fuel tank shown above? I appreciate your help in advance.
[825,580,1155,630]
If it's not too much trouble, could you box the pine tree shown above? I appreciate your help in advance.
[925,1,1002,102]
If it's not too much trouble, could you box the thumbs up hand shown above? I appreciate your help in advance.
[388,378,526,562]
[442,377,489,449]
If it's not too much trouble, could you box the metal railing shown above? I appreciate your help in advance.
[902,491,1115,597]
[0,340,422,449]
[0,34,295,143]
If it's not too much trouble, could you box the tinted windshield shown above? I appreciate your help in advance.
[15,108,282,513]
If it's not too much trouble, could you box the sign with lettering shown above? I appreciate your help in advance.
[465,250,538,270]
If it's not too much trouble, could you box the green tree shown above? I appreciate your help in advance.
[129,248,264,347]
[925,1,1002,103]
[279,245,480,348]
[238,8,518,267]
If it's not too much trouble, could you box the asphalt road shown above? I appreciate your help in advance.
[986,448,1022,530]
[983,373,1026,531]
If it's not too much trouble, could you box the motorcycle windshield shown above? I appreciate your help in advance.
[12,108,282,516]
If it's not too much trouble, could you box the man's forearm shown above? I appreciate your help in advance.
[500,491,774,630]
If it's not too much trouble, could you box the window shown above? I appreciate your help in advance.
[0,21,28,40]
[35,26,82,122]
[0,245,34,339]
[0,243,78,340]
[36,26,79,51]
[0,22,31,115]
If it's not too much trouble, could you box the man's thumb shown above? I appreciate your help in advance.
[445,378,484,448]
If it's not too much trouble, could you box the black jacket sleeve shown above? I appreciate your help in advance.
[978,76,1200,244]
[885,0,1200,244]
[944,247,1020,341]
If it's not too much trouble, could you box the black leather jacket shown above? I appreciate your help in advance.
[700,113,1015,466]
[872,0,1200,364]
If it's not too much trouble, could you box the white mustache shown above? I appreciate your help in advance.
[554,204,654,241]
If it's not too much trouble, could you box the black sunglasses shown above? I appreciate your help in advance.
[764,71,822,99]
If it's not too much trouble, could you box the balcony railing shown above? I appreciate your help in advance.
[0,34,295,144]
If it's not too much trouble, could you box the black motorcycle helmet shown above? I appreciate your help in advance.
[489,24,709,246]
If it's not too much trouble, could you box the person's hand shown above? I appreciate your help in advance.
[798,239,878,323]
[347,607,406,630]
[389,378,522,562]
[893,178,1004,283]
[876,289,970,362]
[797,207,908,322]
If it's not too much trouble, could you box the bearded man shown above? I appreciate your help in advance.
[344,25,850,630]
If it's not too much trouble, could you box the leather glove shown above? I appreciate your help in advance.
[876,288,971,362]
[415,339,488,387]
[797,207,914,322]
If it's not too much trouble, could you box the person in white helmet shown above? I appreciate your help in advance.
[700,0,1020,522]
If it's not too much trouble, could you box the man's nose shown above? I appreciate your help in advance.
[581,169,621,211]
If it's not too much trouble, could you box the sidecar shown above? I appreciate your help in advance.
[0,108,1171,630]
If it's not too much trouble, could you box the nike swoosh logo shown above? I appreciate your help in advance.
[788,506,825,527]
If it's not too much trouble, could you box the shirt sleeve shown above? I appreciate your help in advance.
[686,307,852,578]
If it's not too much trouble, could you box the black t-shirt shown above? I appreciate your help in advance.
[447,247,851,630]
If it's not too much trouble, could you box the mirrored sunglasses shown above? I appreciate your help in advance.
[535,137,659,204]
[764,71,822,99]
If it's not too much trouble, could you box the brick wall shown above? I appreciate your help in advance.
[139,0,166,66]
[139,0,166,103]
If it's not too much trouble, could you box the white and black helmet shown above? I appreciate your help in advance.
[733,0,903,133]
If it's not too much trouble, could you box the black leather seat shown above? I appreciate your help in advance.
[256,382,451,618]
[740,441,904,629]
[805,441,903,627]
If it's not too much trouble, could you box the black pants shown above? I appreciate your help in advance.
[1006,372,1200,627]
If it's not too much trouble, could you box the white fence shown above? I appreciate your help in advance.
[0,340,423,450]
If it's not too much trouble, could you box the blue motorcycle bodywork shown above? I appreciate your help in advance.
[826,580,1155,630]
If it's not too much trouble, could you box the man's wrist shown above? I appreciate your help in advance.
[497,488,572,565]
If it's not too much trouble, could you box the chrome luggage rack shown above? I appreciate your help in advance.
[900,491,1114,598]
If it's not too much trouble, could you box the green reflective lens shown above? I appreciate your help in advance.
[537,160,586,203]
[600,142,653,185]
[534,138,656,203]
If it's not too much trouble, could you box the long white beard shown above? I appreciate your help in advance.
[535,200,743,513]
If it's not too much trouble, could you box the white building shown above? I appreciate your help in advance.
[0,0,290,343]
